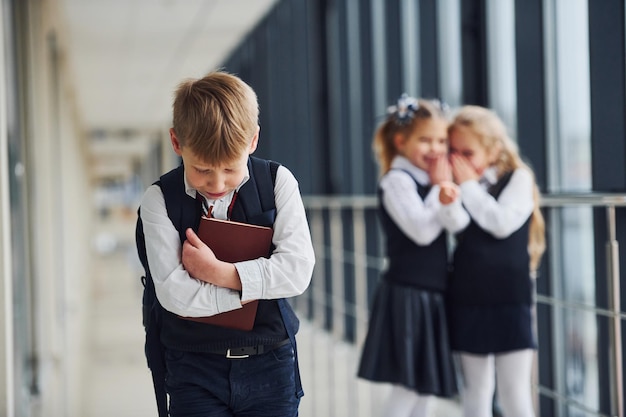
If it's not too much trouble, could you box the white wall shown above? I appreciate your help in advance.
[0,0,16,414]
[0,0,94,415]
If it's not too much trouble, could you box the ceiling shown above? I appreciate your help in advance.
[58,0,278,179]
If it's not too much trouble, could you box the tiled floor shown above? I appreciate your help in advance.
[81,216,461,416]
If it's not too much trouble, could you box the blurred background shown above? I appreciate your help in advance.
[1,0,626,416]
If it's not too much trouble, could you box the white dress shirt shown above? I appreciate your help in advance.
[459,166,535,238]
[140,164,315,317]
[380,156,470,246]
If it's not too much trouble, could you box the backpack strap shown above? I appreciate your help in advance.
[242,158,303,398]
[229,156,279,224]
[135,208,169,417]
[160,164,203,239]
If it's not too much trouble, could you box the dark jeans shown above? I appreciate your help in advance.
[165,344,300,417]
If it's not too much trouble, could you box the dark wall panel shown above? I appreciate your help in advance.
[419,0,439,98]
[460,0,488,106]
[588,1,626,411]
[384,0,403,102]
[223,0,328,194]
[358,0,378,195]
[589,0,626,192]
[514,0,547,189]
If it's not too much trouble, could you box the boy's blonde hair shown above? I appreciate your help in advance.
[172,71,259,164]
[373,97,448,177]
[448,105,546,274]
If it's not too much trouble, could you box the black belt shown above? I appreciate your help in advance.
[210,339,291,359]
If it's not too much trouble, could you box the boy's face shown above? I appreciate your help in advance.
[170,128,258,199]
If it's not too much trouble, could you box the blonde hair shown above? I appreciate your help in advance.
[372,98,448,177]
[448,105,546,273]
[172,70,259,164]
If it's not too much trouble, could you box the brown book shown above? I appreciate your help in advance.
[181,216,273,330]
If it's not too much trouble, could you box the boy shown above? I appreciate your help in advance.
[138,70,315,417]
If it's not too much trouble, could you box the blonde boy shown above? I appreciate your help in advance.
[137,71,315,417]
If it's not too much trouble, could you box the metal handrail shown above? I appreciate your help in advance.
[540,193,624,417]
[304,192,626,208]
[540,193,626,207]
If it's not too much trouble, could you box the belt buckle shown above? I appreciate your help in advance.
[226,348,250,359]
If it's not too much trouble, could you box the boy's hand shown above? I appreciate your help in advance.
[429,155,452,185]
[182,228,242,291]
[439,181,460,205]
[450,154,479,184]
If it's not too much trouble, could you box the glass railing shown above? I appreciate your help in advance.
[297,193,626,417]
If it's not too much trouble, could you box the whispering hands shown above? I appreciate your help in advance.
[429,155,458,205]
[430,154,480,205]
[449,154,479,184]
[429,155,452,185]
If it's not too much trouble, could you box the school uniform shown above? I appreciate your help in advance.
[447,167,536,354]
[139,157,315,417]
[357,156,468,397]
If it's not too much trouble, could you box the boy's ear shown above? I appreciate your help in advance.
[170,128,183,156]
[248,126,260,154]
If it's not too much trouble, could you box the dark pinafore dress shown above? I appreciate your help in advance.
[357,175,457,397]
[447,171,536,354]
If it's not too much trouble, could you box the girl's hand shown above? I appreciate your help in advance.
[429,155,452,185]
[439,181,460,205]
[450,154,479,184]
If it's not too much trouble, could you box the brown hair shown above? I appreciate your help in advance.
[448,105,546,273]
[172,71,259,164]
[372,98,448,177]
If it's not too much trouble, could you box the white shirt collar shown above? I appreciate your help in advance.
[481,166,498,186]
[390,155,431,185]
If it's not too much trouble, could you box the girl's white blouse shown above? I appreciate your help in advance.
[380,156,469,246]
[459,166,535,238]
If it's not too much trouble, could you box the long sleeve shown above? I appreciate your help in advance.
[438,198,471,234]
[380,157,470,245]
[459,168,535,238]
[235,165,315,301]
[380,170,444,246]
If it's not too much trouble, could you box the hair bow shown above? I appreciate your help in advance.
[387,93,419,125]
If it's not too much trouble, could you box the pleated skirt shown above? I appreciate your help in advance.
[357,281,458,397]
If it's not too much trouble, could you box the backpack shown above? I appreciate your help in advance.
[135,157,280,417]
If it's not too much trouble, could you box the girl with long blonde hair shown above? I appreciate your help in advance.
[446,105,545,417]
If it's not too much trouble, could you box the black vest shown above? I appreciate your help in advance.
[449,172,532,305]
[378,173,449,291]
[157,158,292,352]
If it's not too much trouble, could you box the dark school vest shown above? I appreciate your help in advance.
[378,171,449,291]
[449,171,532,306]
[157,158,298,352]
